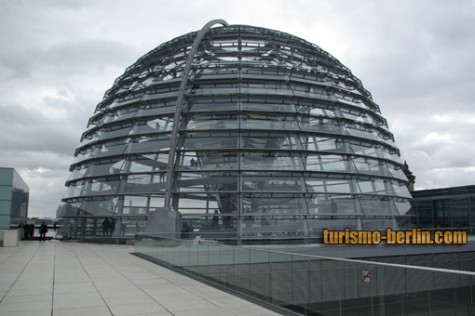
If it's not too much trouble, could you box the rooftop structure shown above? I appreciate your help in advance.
[60,20,411,239]
[0,167,29,229]
[410,184,475,230]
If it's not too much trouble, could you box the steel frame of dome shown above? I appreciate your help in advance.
[60,20,412,239]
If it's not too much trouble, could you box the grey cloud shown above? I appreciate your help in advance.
[39,39,138,71]
[18,166,71,218]
[1,150,72,174]
[0,39,138,81]
[0,95,90,157]
[339,1,475,109]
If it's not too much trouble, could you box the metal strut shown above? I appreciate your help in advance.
[164,19,229,209]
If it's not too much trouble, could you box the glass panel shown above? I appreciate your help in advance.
[0,168,13,185]
[0,201,12,214]
[188,101,238,113]
[451,198,470,229]
[182,134,238,150]
[242,153,303,170]
[0,215,11,228]
[242,173,305,193]
[305,179,353,193]
[135,227,475,316]
[305,154,349,172]
[12,170,29,192]
[0,186,11,200]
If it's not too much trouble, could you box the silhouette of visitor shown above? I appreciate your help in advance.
[39,222,48,241]
[102,218,110,236]
[211,209,219,229]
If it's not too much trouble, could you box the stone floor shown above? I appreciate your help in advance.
[0,240,280,316]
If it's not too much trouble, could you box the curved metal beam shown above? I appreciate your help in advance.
[165,19,229,208]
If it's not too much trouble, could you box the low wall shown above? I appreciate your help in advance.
[0,229,19,247]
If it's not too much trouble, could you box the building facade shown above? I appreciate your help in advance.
[59,21,411,239]
[410,185,475,231]
[0,168,29,229]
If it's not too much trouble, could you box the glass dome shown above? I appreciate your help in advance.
[60,21,412,239]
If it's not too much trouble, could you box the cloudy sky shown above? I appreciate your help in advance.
[1,0,474,219]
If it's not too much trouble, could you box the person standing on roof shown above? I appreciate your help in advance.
[39,222,48,242]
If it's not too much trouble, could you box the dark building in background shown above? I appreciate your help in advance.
[59,21,412,239]
[410,184,475,231]
[0,167,29,229]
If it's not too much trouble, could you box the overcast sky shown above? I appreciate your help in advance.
[1,0,474,219]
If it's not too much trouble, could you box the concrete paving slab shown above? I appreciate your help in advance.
[0,240,281,316]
